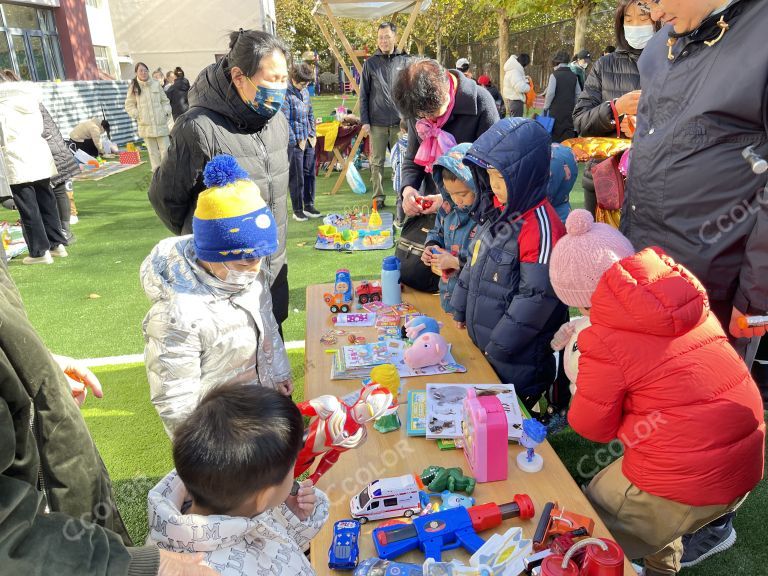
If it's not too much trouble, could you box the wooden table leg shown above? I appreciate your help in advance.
[331,134,366,195]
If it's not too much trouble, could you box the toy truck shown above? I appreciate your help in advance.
[325,269,354,313]
[355,280,382,305]
[350,474,428,524]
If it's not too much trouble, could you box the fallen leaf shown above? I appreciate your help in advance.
[88,293,101,299]
[296,242,308,247]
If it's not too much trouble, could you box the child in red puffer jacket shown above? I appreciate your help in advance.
[549,210,765,576]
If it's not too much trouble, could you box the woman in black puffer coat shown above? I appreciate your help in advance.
[166,66,190,120]
[573,0,660,215]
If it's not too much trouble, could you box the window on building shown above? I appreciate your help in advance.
[94,45,114,77]
[85,0,102,8]
[0,3,65,81]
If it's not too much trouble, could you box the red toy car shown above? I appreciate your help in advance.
[355,280,382,305]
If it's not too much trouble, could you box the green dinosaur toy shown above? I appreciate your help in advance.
[420,465,476,495]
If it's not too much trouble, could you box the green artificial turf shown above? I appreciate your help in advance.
[7,100,765,574]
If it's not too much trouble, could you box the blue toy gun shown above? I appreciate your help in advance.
[372,496,534,561]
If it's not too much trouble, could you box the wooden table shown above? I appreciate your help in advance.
[305,284,634,574]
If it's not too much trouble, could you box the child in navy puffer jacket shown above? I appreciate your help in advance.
[451,118,568,408]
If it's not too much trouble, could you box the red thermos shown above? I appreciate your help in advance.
[540,538,624,576]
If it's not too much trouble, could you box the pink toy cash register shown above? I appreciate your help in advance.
[461,389,508,483]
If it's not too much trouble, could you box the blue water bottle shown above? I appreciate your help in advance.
[381,256,402,305]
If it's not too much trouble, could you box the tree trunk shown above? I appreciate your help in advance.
[413,37,426,56]
[436,33,443,65]
[573,1,593,55]
[498,10,510,87]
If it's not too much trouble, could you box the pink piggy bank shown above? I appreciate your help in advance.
[404,332,449,369]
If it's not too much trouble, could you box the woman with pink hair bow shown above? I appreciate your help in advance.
[393,58,499,218]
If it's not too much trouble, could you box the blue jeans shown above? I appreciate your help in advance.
[288,144,316,213]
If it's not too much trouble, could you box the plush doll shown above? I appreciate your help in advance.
[294,383,393,483]
[403,316,451,369]
[550,316,592,394]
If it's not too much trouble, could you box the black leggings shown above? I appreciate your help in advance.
[73,138,100,158]
[10,179,67,257]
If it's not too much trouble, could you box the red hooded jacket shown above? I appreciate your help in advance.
[569,247,765,506]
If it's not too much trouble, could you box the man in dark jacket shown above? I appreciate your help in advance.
[624,0,768,566]
[147,34,290,332]
[624,0,767,344]
[451,118,568,408]
[0,254,214,575]
[360,21,410,209]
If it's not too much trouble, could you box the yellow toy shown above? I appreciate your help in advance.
[369,201,383,229]
[370,364,401,433]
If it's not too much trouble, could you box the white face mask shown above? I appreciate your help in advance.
[624,24,656,50]
[222,261,261,287]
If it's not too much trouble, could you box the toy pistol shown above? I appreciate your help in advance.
[532,502,594,552]
[372,495,534,561]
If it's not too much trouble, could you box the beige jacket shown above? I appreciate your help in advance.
[69,117,105,153]
[124,78,172,138]
[0,82,57,185]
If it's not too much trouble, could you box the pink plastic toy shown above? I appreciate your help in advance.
[403,332,450,369]
[461,389,508,483]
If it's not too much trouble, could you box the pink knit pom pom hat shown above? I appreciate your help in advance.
[549,209,635,308]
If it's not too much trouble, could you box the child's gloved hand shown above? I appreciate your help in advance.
[285,479,316,521]
[551,320,578,351]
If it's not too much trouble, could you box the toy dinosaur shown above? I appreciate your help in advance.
[420,465,476,495]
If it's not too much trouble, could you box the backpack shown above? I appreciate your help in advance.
[395,214,440,293]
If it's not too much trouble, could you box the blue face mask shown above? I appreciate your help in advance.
[245,77,286,118]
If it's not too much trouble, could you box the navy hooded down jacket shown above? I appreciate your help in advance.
[451,118,569,400]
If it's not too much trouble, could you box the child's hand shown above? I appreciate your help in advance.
[551,321,578,351]
[277,379,294,396]
[434,253,460,272]
[421,247,435,266]
[285,479,316,521]
[455,320,466,330]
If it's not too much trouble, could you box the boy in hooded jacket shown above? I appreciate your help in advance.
[549,210,765,575]
[422,143,478,315]
[451,118,568,407]
[141,155,292,438]
[148,384,329,576]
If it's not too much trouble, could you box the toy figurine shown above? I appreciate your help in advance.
[369,364,402,433]
[517,419,547,473]
[404,316,442,340]
[434,490,475,511]
[294,383,394,484]
[324,269,354,313]
[404,331,450,369]
[420,466,476,495]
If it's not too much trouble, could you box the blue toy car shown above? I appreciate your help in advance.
[329,519,361,570]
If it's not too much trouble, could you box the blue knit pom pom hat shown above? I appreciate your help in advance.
[193,155,278,262]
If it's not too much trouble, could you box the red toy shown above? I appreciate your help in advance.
[414,196,434,211]
[294,383,395,484]
[356,280,383,304]
[533,502,595,552]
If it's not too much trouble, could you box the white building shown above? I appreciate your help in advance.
[109,0,277,81]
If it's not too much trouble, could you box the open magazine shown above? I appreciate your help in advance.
[425,383,523,440]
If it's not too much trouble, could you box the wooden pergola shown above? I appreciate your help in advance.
[311,0,431,194]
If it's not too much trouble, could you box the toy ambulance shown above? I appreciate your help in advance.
[349,474,427,524]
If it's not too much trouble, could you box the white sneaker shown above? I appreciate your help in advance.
[50,245,68,258]
[23,252,53,265]
[70,215,79,225]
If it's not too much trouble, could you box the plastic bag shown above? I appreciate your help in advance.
[73,148,97,165]
[346,163,367,195]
